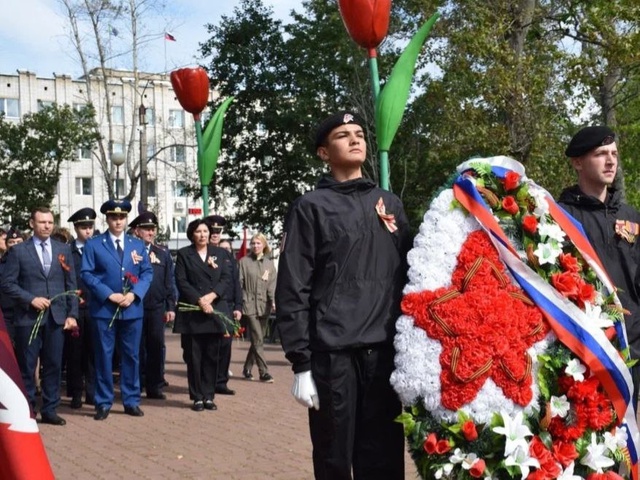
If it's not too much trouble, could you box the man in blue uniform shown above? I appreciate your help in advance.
[130,211,176,400]
[81,199,153,420]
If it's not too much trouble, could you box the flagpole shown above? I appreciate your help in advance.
[164,33,167,74]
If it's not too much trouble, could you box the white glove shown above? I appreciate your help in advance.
[291,370,319,410]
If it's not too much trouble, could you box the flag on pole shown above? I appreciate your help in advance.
[164,32,177,42]
[236,226,248,260]
[0,310,54,480]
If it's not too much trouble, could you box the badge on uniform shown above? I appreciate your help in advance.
[131,250,143,264]
[149,251,161,264]
[207,256,218,268]
[615,219,639,244]
[58,254,71,272]
[375,197,398,233]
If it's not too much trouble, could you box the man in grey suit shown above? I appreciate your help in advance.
[1,207,79,425]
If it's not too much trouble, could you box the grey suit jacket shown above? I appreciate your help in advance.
[0,237,78,327]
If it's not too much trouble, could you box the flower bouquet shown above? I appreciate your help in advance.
[110,272,138,328]
[391,156,638,479]
[30,289,83,344]
[177,302,241,337]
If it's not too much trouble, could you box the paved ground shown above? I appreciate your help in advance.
[39,332,419,479]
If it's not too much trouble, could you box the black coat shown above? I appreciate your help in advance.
[173,244,231,335]
[143,244,176,313]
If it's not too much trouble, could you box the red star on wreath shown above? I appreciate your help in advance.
[402,230,549,410]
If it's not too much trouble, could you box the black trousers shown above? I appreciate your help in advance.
[64,308,95,401]
[216,335,232,388]
[308,346,404,480]
[139,308,165,394]
[181,333,221,402]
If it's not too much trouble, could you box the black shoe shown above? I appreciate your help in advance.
[94,407,110,421]
[124,406,144,417]
[85,396,95,406]
[215,386,235,395]
[163,380,169,387]
[192,400,204,412]
[259,373,274,383]
[146,391,166,400]
[242,370,254,381]
[40,412,66,426]
[204,399,217,411]
[70,397,83,409]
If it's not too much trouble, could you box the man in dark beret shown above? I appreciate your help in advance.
[64,208,97,408]
[129,211,176,400]
[559,125,640,411]
[81,199,153,420]
[5,227,24,248]
[276,110,411,478]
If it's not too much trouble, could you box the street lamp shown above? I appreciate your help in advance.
[139,103,148,209]
[111,151,126,198]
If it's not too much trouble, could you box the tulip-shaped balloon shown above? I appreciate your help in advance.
[170,67,210,120]
[338,0,391,51]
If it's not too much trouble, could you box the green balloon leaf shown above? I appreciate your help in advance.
[199,96,235,185]
[376,12,439,152]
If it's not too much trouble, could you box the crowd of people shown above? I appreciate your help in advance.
[0,204,277,424]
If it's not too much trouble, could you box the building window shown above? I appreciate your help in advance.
[173,145,185,163]
[146,142,155,160]
[168,109,184,128]
[112,106,124,125]
[173,216,187,234]
[0,98,19,118]
[147,179,156,198]
[173,181,186,197]
[37,100,54,111]
[75,177,92,195]
[145,107,155,126]
[80,147,92,159]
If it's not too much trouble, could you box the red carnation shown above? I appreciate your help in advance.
[529,436,561,480]
[502,196,520,215]
[503,171,521,191]
[522,215,538,234]
[469,459,485,478]
[461,420,478,441]
[424,433,437,454]
[551,271,580,299]
[559,253,580,273]
[125,272,139,284]
[552,441,578,468]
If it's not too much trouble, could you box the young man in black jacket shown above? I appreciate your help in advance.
[559,125,640,410]
[276,111,412,480]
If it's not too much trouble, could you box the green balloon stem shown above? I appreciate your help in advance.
[202,184,209,217]
[368,54,388,191]
[380,150,389,191]
[194,118,208,216]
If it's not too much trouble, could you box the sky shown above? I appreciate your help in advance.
[0,0,300,78]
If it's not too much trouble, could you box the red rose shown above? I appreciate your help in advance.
[424,433,437,454]
[576,281,596,306]
[435,439,451,454]
[461,420,478,441]
[559,253,580,273]
[469,459,485,478]
[503,171,521,190]
[551,271,580,299]
[552,441,578,468]
[502,196,520,215]
[522,215,538,234]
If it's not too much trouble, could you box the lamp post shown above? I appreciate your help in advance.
[139,103,148,209]
[111,151,126,199]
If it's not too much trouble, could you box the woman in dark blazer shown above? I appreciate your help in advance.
[174,219,231,411]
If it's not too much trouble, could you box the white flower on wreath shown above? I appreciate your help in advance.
[460,453,481,471]
[565,359,587,382]
[557,462,582,480]
[528,185,550,218]
[550,394,570,418]
[603,426,628,453]
[583,302,614,329]
[503,446,540,478]
[538,222,566,243]
[449,448,466,464]
[580,432,615,472]
[533,241,563,266]
[492,411,533,456]
[434,463,454,479]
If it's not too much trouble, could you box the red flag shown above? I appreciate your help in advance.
[236,226,248,260]
[164,32,177,42]
[0,310,54,480]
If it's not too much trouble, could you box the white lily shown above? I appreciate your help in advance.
[538,222,566,243]
[529,188,550,217]
[533,241,563,266]
[492,411,533,456]
[580,432,615,472]
[550,395,570,418]
[504,446,540,478]
[449,448,466,464]
[603,431,619,454]
[565,359,587,382]
[434,463,454,479]
[583,302,614,329]
[460,453,479,471]
[557,462,583,480]
[615,425,629,448]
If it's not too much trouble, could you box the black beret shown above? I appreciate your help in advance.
[203,215,226,229]
[565,126,616,157]
[67,207,96,224]
[100,199,132,215]
[6,227,21,240]
[314,111,366,148]
[129,211,158,228]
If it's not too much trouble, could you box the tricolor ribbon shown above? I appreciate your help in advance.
[453,167,639,478]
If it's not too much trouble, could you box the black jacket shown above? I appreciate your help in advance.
[559,185,640,356]
[276,175,412,372]
[143,244,176,313]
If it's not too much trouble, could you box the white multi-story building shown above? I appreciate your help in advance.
[0,68,212,249]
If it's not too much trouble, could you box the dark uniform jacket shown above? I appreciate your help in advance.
[559,185,640,356]
[276,175,412,373]
[143,244,176,313]
[70,240,91,310]
[173,244,231,335]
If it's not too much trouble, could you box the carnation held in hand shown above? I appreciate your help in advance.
[391,156,638,479]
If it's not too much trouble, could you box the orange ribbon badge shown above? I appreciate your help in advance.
[375,197,398,233]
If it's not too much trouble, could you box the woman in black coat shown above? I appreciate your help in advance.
[174,219,231,411]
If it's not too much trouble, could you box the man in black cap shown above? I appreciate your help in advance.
[81,199,153,420]
[559,125,640,410]
[204,214,238,395]
[129,211,176,400]
[64,208,97,408]
[5,227,24,248]
[276,110,411,479]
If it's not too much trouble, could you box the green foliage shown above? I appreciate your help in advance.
[0,104,100,228]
